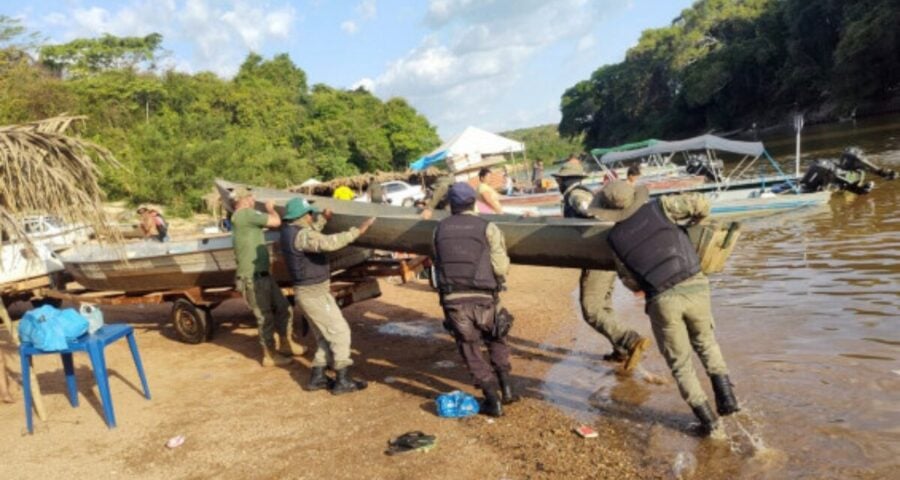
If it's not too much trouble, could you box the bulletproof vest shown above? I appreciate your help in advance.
[607,200,700,298]
[562,185,594,219]
[433,214,498,294]
[280,224,330,286]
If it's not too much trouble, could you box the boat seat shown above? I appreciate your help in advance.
[19,323,151,433]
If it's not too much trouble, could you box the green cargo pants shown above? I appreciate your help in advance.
[237,275,293,349]
[646,273,729,407]
[580,269,636,354]
[293,281,354,370]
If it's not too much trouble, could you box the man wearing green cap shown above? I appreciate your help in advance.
[552,163,651,373]
[593,180,740,436]
[280,197,375,394]
[231,187,300,367]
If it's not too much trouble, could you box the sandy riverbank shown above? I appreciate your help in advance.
[0,265,674,479]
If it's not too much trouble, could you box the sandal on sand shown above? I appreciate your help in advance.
[385,431,437,456]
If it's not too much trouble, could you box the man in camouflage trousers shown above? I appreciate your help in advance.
[594,180,740,436]
[280,197,375,395]
[230,187,303,367]
[553,162,651,372]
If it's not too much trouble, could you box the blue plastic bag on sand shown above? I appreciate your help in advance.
[18,305,89,351]
[436,391,480,418]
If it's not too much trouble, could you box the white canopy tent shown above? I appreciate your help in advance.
[411,126,526,179]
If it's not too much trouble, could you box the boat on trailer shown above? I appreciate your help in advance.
[59,233,373,293]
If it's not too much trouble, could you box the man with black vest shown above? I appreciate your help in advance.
[433,182,516,417]
[553,163,651,372]
[280,197,375,395]
[593,180,740,435]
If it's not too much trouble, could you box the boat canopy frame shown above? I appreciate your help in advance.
[597,134,799,193]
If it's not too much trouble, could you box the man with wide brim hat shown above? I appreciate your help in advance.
[279,197,376,395]
[587,179,650,222]
[603,183,740,436]
[557,172,652,374]
[231,187,296,367]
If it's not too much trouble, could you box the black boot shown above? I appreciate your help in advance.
[710,374,740,416]
[330,367,368,395]
[304,366,330,391]
[691,402,719,436]
[480,385,503,417]
[496,371,520,405]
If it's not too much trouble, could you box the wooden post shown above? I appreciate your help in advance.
[0,300,47,421]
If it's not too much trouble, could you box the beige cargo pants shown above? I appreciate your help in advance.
[237,275,292,348]
[646,273,729,407]
[580,269,634,354]
[293,281,354,370]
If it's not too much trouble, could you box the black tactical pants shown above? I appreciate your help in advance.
[443,299,511,389]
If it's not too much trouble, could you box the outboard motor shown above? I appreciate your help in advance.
[685,154,724,181]
[800,147,896,194]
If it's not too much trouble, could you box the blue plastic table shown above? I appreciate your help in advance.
[19,324,151,433]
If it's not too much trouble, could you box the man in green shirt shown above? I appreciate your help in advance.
[231,187,302,367]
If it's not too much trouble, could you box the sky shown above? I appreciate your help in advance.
[4,0,693,139]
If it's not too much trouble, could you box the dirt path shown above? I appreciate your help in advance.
[0,265,667,479]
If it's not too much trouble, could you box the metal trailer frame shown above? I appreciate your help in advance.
[12,256,427,345]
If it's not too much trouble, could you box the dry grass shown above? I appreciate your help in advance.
[0,114,120,263]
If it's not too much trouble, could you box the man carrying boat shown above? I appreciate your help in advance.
[553,163,651,372]
[593,180,740,436]
[231,188,304,367]
[280,197,375,395]
[420,174,454,220]
[433,183,518,417]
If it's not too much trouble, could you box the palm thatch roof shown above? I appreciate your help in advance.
[292,167,447,196]
[0,115,121,260]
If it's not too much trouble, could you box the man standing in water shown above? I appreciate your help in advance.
[231,188,303,367]
[280,197,375,394]
[593,180,740,435]
[553,163,651,372]
[433,183,517,417]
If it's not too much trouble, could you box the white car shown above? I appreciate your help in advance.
[380,181,426,207]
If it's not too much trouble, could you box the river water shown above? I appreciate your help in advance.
[540,114,900,479]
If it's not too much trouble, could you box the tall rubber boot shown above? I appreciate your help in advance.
[331,367,368,395]
[496,371,520,405]
[304,366,330,391]
[710,374,740,416]
[261,346,292,367]
[480,384,503,417]
[690,402,719,436]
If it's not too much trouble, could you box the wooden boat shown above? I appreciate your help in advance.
[215,179,619,271]
[60,233,373,293]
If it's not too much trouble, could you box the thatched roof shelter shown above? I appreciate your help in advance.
[0,114,121,254]
[291,167,447,196]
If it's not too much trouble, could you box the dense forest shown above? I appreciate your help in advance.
[501,124,584,165]
[560,0,900,148]
[0,18,440,215]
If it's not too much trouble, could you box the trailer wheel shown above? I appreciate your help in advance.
[171,299,211,344]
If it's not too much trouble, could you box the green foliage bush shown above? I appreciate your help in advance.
[0,25,440,216]
[560,0,900,148]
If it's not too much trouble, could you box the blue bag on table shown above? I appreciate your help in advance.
[18,305,89,351]
[436,390,480,418]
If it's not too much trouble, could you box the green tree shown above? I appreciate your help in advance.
[40,33,163,77]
